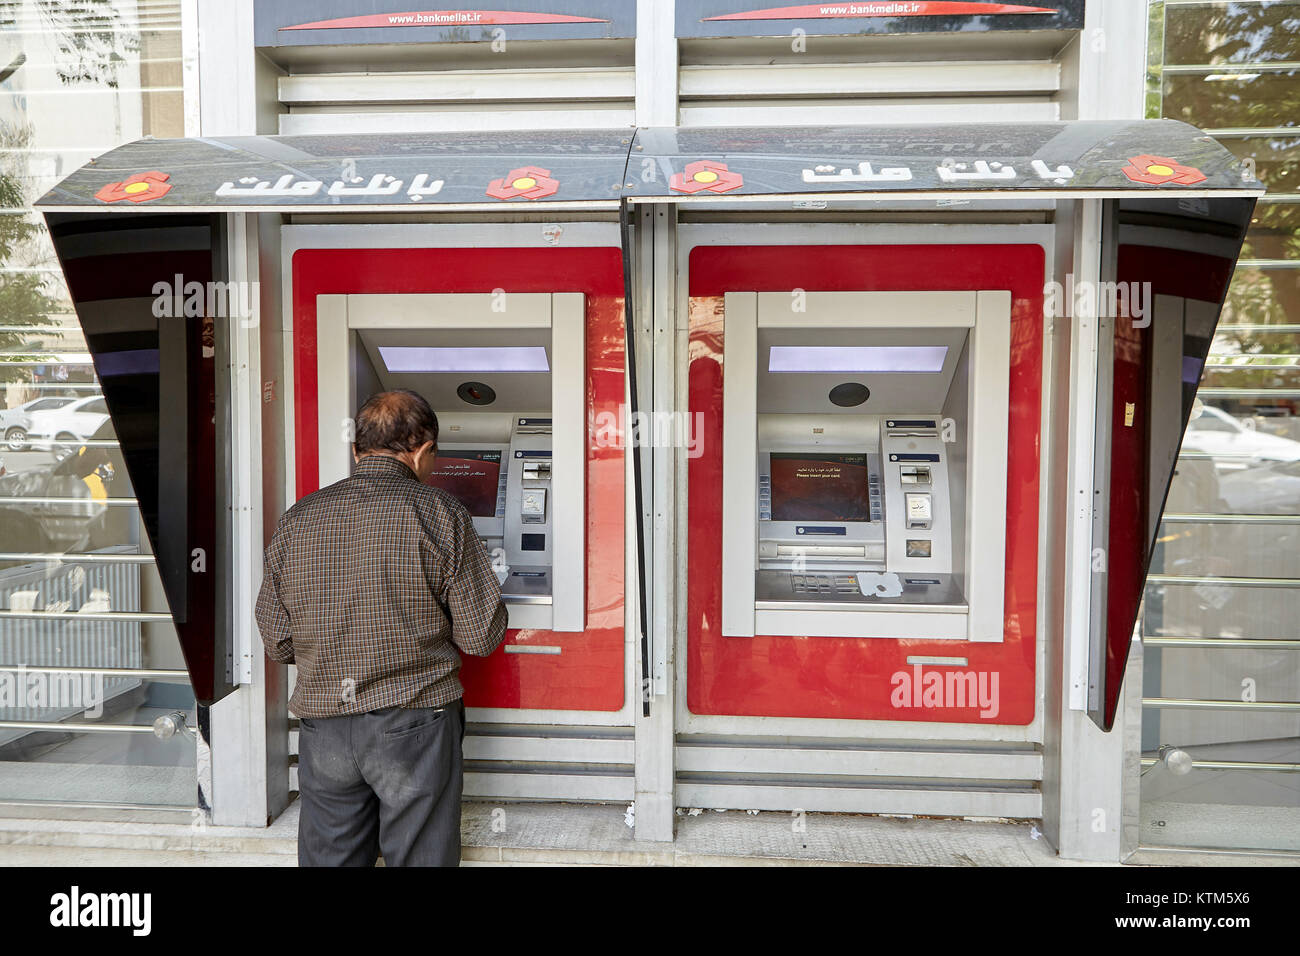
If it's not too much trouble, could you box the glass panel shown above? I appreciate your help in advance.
[1140,761,1300,852]
[1164,0,1300,66]
[1155,520,1300,577]
[1244,203,1300,260]
[1216,265,1300,329]
[1145,581,1300,641]
[0,0,193,808]
[1141,0,1300,856]
[1219,135,1300,193]
[0,678,197,809]
[1161,70,1299,130]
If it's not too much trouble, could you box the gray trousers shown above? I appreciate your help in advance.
[297,699,465,867]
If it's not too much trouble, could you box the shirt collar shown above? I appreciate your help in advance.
[353,454,419,481]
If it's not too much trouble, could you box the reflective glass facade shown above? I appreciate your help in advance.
[0,0,195,809]
[1141,0,1300,851]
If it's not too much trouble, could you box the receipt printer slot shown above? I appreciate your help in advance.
[905,492,933,530]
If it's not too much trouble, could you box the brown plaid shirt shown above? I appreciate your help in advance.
[255,454,508,718]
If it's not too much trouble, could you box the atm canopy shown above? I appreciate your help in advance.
[35,119,1262,213]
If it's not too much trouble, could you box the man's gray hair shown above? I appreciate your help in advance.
[354,389,439,455]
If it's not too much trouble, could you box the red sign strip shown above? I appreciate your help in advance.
[282,10,609,30]
[704,2,1057,20]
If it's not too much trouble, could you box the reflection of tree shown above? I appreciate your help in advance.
[0,120,59,389]
[1149,0,1300,399]
[1210,268,1300,395]
[0,0,137,87]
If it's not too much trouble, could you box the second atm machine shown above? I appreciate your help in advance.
[722,290,1010,645]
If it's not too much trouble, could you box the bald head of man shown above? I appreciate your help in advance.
[352,389,441,481]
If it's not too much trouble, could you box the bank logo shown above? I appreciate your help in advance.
[1120,154,1207,187]
[94,170,171,204]
[486,166,560,200]
[669,160,744,194]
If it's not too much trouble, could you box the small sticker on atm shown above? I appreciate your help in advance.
[511,570,546,577]
[795,526,847,536]
[889,453,941,462]
[887,420,936,428]
[514,450,553,458]
[517,418,552,426]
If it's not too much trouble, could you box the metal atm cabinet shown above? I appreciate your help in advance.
[36,118,1260,823]
[36,133,642,807]
[285,235,634,797]
[623,122,1261,818]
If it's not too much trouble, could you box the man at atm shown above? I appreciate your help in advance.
[256,388,508,867]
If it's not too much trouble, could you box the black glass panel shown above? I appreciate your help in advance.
[41,213,227,705]
[1097,196,1257,730]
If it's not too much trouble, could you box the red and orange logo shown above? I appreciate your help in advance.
[94,170,172,203]
[486,166,559,200]
[1121,154,1206,186]
[669,160,744,194]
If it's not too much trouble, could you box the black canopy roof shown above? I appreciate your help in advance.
[35,119,1262,213]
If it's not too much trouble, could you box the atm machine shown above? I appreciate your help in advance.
[315,292,585,632]
[721,290,1010,645]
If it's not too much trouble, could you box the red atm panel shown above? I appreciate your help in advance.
[292,246,626,712]
[686,244,1044,725]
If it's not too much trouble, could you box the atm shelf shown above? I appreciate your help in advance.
[754,570,967,611]
[754,600,970,613]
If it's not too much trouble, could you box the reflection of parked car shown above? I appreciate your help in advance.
[1219,458,1300,515]
[0,420,128,562]
[0,396,76,451]
[1181,405,1300,469]
[27,395,111,456]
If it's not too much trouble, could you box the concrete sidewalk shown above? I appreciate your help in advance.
[0,801,1292,866]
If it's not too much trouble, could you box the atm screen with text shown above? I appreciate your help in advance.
[424,450,502,517]
[769,453,872,522]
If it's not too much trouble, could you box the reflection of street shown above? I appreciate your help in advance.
[0,420,131,561]
[1,448,61,471]
[1219,459,1300,514]
[1143,403,1300,839]
[1181,404,1300,471]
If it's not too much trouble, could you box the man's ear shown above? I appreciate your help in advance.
[351,444,360,464]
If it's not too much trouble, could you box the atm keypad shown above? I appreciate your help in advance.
[791,573,860,596]
[495,469,508,518]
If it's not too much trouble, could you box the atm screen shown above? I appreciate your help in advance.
[769,453,871,522]
[425,450,502,517]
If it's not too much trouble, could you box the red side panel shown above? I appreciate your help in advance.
[291,247,625,711]
[686,244,1044,725]
[1102,244,1238,729]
